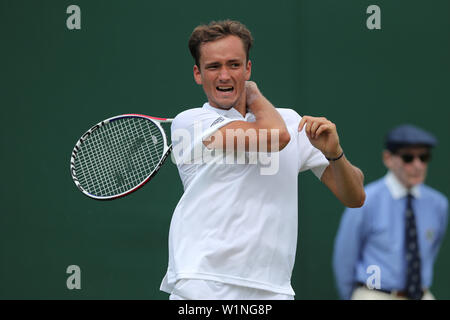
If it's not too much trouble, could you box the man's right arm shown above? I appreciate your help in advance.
[333,207,365,300]
[203,81,291,152]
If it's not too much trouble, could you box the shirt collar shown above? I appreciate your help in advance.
[384,171,421,199]
[202,102,254,121]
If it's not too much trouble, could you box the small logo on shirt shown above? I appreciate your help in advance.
[426,229,435,242]
[210,116,225,127]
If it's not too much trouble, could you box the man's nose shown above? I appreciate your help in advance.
[412,156,426,168]
[218,67,231,81]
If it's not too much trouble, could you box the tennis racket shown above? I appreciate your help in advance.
[70,114,173,200]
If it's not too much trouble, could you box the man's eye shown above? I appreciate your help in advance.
[207,65,218,70]
[231,63,240,68]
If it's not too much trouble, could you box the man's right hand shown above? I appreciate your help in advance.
[245,81,262,108]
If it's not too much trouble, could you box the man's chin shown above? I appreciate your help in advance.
[406,177,425,188]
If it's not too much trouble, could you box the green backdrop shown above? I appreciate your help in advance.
[1,0,448,299]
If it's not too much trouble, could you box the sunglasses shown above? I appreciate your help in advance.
[396,152,431,163]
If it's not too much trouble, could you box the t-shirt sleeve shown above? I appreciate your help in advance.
[297,119,330,179]
[170,108,237,165]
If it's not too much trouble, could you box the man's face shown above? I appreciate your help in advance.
[383,146,431,189]
[193,35,251,111]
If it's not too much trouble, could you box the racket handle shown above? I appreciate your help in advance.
[157,118,174,123]
[125,114,173,123]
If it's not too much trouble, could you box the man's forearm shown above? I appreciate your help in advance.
[327,155,365,208]
[205,82,291,152]
[245,82,291,150]
[251,94,288,133]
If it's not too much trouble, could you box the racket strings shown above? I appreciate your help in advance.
[80,119,164,196]
[74,117,165,197]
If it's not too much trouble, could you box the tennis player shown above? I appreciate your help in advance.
[160,20,365,300]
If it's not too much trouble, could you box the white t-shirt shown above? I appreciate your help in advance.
[161,102,329,296]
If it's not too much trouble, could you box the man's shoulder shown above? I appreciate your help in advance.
[364,177,390,198]
[343,178,388,214]
[275,108,303,131]
[172,106,219,130]
[276,108,301,120]
[174,107,210,120]
[421,184,448,207]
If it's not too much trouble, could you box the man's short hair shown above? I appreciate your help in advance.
[188,20,254,68]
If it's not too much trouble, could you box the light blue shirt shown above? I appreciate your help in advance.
[333,172,448,300]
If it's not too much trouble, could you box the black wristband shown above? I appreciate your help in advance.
[326,151,344,161]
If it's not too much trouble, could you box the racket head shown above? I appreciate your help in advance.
[70,114,172,200]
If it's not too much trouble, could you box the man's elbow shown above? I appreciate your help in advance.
[346,190,366,208]
[278,129,291,151]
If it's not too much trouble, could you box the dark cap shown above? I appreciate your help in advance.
[385,124,437,152]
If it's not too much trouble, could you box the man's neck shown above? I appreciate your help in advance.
[385,171,421,199]
[210,101,247,117]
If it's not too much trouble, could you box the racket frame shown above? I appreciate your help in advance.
[70,114,173,200]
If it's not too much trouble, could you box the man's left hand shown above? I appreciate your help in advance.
[298,116,343,159]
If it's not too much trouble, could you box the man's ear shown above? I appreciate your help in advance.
[245,60,252,81]
[193,64,202,85]
[382,150,392,169]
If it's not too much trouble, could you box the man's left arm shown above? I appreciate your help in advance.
[298,116,365,208]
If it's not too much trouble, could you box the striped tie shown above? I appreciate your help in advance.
[405,193,423,300]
